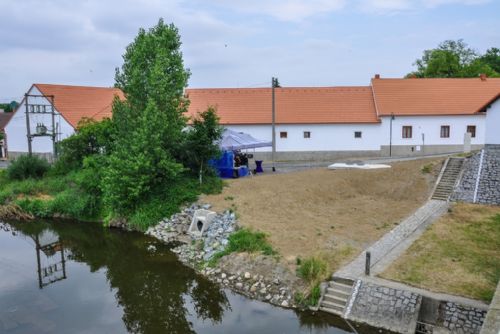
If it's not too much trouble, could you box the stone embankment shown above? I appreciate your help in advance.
[453,145,500,205]
[146,204,299,309]
[346,281,421,333]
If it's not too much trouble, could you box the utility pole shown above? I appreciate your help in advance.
[271,77,280,172]
[25,93,32,156]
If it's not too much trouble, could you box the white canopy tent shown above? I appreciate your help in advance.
[219,129,272,151]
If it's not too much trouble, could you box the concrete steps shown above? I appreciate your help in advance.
[431,158,464,201]
[319,281,353,316]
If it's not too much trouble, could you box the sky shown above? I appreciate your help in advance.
[0,0,499,102]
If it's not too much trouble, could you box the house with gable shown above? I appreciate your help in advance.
[4,84,124,159]
[186,75,500,160]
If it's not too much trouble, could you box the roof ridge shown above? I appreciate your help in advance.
[35,83,119,90]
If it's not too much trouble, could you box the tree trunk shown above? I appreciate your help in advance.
[199,161,203,185]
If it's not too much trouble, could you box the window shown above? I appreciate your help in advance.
[303,131,311,139]
[402,126,412,138]
[354,131,362,138]
[440,125,450,138]
[467,125,476,138]
[280,131,287,139]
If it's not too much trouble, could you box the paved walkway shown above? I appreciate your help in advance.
[334,199,449,280]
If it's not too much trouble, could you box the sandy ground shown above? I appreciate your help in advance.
[200,158,442,272]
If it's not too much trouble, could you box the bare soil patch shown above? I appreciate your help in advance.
[200,158,442,273]
[381,203,500,302]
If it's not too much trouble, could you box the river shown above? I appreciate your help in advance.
[0,219,383,334]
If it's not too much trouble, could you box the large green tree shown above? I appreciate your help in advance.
[103,19,190,217]
[408,39,499,78]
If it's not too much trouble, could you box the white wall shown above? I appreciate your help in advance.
[227,123,382,152]
[486,99,500,145]
[379,115,485,148]
[5,86,75,155]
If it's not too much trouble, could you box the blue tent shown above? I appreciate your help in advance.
[218,129,272,151]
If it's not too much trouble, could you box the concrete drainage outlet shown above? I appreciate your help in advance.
[188,209,216,237]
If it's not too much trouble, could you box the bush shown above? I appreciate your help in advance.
[297,257,328,285]
[7,155,50,180]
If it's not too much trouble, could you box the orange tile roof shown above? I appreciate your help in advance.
[186,87,379,124]
[34,84,124,128]
[371,77,500,116]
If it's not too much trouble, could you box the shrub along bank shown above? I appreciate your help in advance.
[0,20,223,230]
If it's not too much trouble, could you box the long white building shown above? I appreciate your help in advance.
[5,76,500,160]
[187,75,500,160]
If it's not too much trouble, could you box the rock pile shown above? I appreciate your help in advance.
[145,203,301,309]
[200,267,294,308]
[146,203,236,265]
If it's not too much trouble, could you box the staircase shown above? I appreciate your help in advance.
[319,280,354,316]
[431,157,464,201]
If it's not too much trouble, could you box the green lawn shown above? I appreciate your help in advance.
[381,203,500,302]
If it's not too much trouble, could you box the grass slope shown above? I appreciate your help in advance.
[381,203,500,302]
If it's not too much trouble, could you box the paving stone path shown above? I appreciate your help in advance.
[335,199,449,280]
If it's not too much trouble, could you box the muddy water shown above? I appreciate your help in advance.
[0,220,381,334]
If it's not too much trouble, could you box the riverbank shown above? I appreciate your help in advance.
[145,203,306,309]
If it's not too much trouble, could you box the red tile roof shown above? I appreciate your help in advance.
[372,77,500,116]
[186,87,380,124]
[34,84,124,128]
[0,112,13,130]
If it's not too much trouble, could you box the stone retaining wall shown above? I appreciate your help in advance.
[453,145,500,205]
[452,153,480,203]
[345,279,488,334]
[347,281,421,334]
[442,301,486,334]
[477,145,500,205]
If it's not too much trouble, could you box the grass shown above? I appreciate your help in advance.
[295,256,330,307]
[0,168,224,229]
[208,228,276,266]
[421,163,433,174]
[381,203,500,302]
[297,257,328,284]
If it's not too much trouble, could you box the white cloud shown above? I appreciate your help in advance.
[209,0,347,22]
[358,0,491,13]
[422,0,491,7]
[359,0,413,13]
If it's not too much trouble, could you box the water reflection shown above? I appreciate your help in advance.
[34,230,67,289]
[0,220,379,334]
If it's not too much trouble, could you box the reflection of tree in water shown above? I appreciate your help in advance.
[9,220,229,334]
[189,278,231,324]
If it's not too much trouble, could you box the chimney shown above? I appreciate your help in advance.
[480,73,487,81]
[374,74,380,79]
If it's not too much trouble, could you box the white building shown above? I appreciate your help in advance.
[4,84,123,159]
[5,77,500,161]
[187,76,500,160]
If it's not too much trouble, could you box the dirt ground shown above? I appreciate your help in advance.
[199,158,442,273]
[381,203,500,302]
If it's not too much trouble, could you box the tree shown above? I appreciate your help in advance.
[103,19,190,216]
[408,39,499,78]
[181,107,223,184]
[479,48,500,73]
[54,117,114,173]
